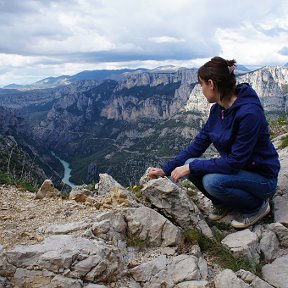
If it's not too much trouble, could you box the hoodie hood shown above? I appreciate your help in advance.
[230,83,263,110]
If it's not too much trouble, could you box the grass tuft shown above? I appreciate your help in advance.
[127,233,146,249]
[127,185,142,199]
[182,228,260,275]
[0,171,37,192]
[280,135,288,149]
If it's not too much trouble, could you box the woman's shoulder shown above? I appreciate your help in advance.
[235,104,265,124]
[237,102,263,114]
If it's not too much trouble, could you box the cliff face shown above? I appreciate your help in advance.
[0,66,287,185]
[185,66,288,117]
[238,66,288,115]
[0,107,64,186]
[28,70,202,184]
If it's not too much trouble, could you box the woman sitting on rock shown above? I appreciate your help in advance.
[149,56,280,229]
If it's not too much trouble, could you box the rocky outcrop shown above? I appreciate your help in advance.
[142,177,213,239]
[272,135,288,225]
[35,179,61,199]
[221,229,260,263]
[262,255,288,288]
[1,143,288,288]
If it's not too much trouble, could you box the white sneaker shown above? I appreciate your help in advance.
[231,201,270,229]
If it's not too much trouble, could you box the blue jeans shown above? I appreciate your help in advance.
[185,158,278,214]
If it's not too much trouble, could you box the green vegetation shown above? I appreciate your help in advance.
[0,171,37,192]
[0,171,13,185]
[271,113,288,126]
[127,185,142,199]
[127,232,146,248]
[280,135,288,149]
[182,228,260,275]
[17,180,37,192]
[268,114,288,139]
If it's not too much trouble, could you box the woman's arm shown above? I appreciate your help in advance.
[189,107,265,175]
[161,122,212,176]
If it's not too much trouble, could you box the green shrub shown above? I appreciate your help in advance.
[17,180,37,193]
[271,114,288,126]
[0,170,38,192]
[127,185,142,199]
[0,171,13,185]
[280,135,288,149]
[183,228,259,274]
[127,233,146,248]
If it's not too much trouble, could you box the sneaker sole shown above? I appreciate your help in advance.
[231,203,270,229]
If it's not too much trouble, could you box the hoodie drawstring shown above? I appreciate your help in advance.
[221,109,225,120]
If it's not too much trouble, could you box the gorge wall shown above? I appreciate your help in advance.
[0,66,287,186]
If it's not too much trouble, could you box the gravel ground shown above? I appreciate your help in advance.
[0,184,98,249]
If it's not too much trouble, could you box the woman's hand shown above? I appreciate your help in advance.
[148,167,165,179]
[171,164,190,182]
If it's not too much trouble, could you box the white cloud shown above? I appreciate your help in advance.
[0,0,288,86]
[216,16,288,66]
[149,36,186,44]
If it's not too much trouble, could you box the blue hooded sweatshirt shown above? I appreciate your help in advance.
[162,83,280,178]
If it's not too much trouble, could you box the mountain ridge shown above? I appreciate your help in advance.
[2,64,251,91]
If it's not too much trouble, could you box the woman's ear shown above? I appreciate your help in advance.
[208,79,215,90]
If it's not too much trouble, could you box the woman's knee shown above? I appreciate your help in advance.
[202,173,223,194]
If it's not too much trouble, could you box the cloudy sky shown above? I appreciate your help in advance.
[1,0,288,86]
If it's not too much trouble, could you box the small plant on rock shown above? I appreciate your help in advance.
[182,228,259,275]
[127,232,146,249]
[127,185,142,199]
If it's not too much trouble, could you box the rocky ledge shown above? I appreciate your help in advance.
[0,140,288,288]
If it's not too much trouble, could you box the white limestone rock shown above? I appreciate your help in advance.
[91,207,182,248]
[262,255,288,288]
[273,194,288,226]
[91,211,127,247]
[236,269,274,288]
[275,146,288,196]
[3,235,124,284]
[124,206,182,247]
[214,269,250,288]
[260,231,280,261]
[50,275,83,288]
[84,284,107,288]
[141,177,213,239]
[38,221,92,235]
[97,173,140,207]
[175,280,210,288]
[266,223,288,248]
[221,229,260,263]
[69,185,94,202]
[130,254,207,288]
